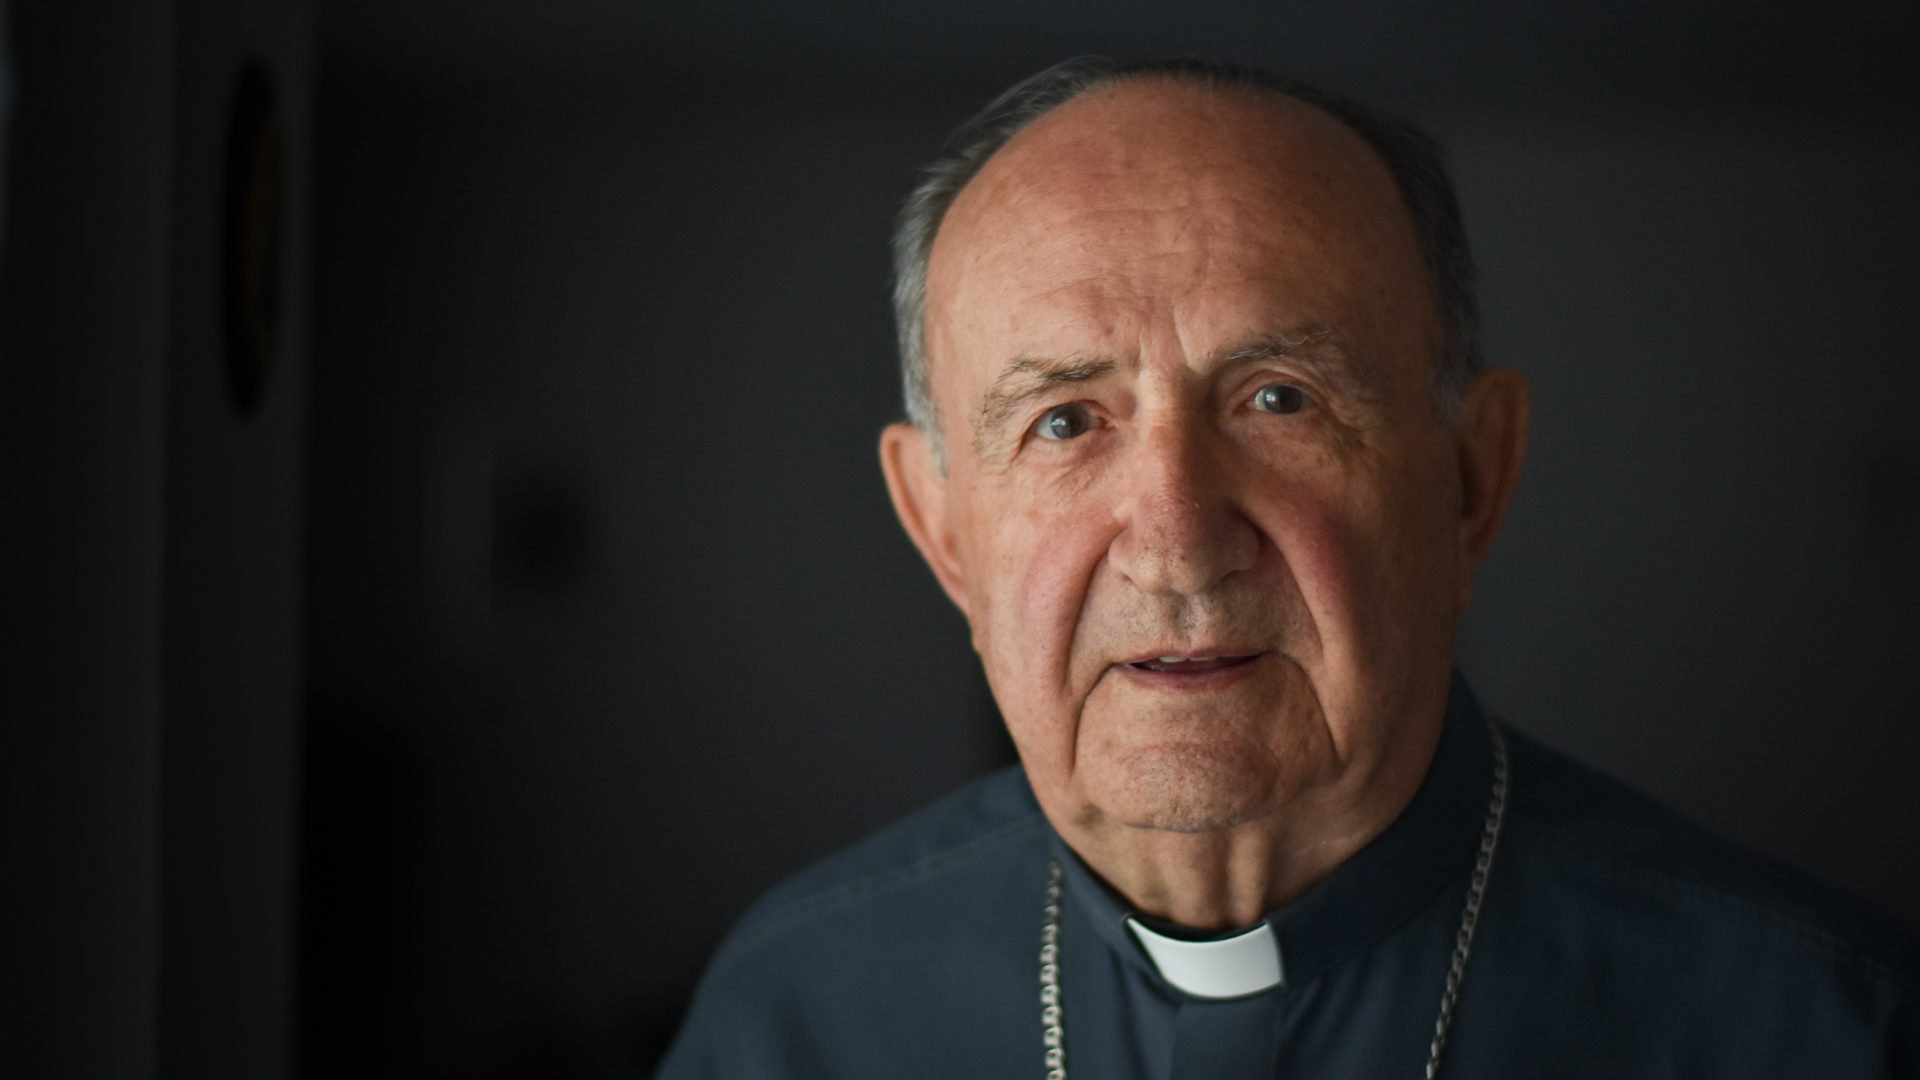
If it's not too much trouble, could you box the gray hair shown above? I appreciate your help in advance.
[890,57,1482,464]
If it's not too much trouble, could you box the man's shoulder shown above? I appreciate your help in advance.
[1498,722,1919,990]
[657,767,1051,1077]
[700,764,1050,984]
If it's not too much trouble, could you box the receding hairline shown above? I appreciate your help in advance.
[982,72,1389,175]
[931,74,1416,277]
[921,74,1441,436]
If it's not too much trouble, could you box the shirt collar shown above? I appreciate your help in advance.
[1054,672,1495,998]
[1124,916,1284,998]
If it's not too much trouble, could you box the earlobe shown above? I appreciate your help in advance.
[879,423,971,616]
[1455,367,1531,579]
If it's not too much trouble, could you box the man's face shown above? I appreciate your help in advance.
[887,81,1512,842]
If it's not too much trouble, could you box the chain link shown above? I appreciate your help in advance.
[1039,859,1066,1080]
[1425,720,1508,1078]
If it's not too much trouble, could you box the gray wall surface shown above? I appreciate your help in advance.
[1455,111,1920,927]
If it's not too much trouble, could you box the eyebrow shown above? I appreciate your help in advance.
[972,355,1119,455]
[1218,327,1382,408]
[1213,328,1332,368]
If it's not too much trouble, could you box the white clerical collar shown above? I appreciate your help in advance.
[1125,916,1284,999]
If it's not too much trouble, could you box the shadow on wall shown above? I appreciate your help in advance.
[302,70,1010,1076]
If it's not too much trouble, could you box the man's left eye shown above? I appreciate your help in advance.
[1035,403,1095,441]
[1250,383,1308,415]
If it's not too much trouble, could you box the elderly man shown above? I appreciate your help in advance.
[657,58,1916,1077]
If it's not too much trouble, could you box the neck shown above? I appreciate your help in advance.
[1055,724,1442,930]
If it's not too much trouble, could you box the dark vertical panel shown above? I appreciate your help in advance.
[0,1,172,1076]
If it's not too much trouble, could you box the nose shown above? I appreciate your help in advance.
[1107,419,1259,596]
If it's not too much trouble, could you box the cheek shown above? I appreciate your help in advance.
[1017,516,1104,626]
[1252,463,1446,659]
[968,496,1113,690]
[967,508,1115,786]
[1273,502,1359,600]
[1286,462,1462,666]
[1251,479,1363,615]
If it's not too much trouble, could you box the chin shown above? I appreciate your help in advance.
[1100,747,1278,834]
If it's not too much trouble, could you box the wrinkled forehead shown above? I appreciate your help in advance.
[922,78,1434,397]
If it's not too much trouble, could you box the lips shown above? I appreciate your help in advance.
[1129,654,1261,675]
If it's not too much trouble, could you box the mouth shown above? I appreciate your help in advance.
[1126,653,1264,676]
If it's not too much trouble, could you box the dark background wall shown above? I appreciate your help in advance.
[6,2,1917,1078]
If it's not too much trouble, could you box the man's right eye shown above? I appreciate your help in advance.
[1035,404,1094,441]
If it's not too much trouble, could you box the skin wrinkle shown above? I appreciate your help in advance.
[973,356,1117,461]
[879,79,1529,928]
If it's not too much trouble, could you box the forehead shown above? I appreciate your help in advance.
[951,79,1403,233]
[923,79,1434,400]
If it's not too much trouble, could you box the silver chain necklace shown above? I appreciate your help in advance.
[1039,721,1510,1080]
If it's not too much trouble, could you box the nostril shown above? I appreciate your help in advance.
[1111,493,1261,597]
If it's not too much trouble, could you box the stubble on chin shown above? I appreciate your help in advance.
[1103,745,1279,833]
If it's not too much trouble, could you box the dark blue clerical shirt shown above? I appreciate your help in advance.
[658,679,1918,1077]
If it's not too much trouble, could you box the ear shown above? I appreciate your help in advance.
[1453,367,1530,604]
[879,423,972,617]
